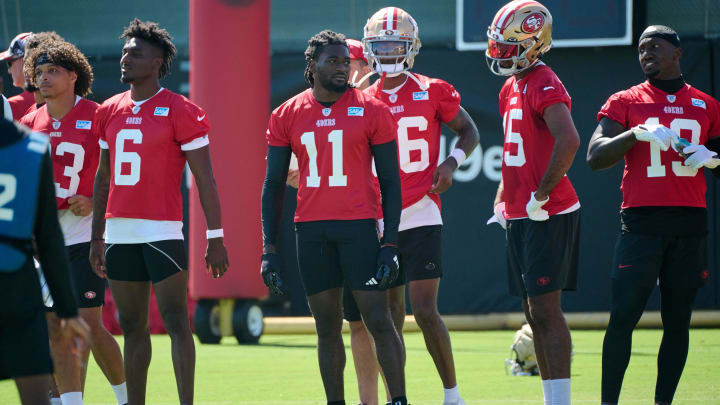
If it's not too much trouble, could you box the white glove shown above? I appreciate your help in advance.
[632,123,677,152]
[526,192,549,221]
[486,202,507,230]
[682,144,720,169]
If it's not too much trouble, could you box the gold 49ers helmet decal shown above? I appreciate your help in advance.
[486,0,553,76]
[363,7,421,76]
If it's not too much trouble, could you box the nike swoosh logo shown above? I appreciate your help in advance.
[197,115,206,121]
[619,264,632,269]
[543,86,555,91]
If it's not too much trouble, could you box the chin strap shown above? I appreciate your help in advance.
[351,70,376,89]
[401,70,429,91]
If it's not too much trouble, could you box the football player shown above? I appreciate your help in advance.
[88,19,229,405]
[20,40,127,405]
[486,2,581,405]
[0,32,36,119]
[0,118,89,405]
[18,32,68,120]
[285,38,372,190]
[587,25,720,405]
[260,30,409,405]
[354,7,480,405]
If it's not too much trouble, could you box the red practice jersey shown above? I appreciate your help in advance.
[598,82,720,208]
[367,73,461,210]
[20,98,99,210]
[8,90,35,119]
[94,89,210,221]
[498,64,579,219]
[266,88,397,222]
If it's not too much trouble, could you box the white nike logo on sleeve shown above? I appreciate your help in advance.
[543,86,555,91]
[197,115,206,121]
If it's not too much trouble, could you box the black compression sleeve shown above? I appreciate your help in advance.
[371,140,401,245]
[707,137,720,179]
[34,152,77,318]
[261,146,291,247]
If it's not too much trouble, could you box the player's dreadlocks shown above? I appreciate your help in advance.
[121,18,176,79]
[21,31,66,92]
[304,30,348,88]
[24,39,94,97]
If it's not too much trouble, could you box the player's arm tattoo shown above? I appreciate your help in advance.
[371,140,402,245]
[707,137,720,179]
[185,146,224,231]
[445,106,480,168]
[535,102,580,199]
[91,149,111,240]
[586,117,637,171]
[261,146,292,251]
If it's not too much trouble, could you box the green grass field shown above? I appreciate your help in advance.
[1,329,718,404]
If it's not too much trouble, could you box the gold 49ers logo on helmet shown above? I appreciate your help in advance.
[363,7,421,75]
[486,0,553,76]
[522,13,545,33]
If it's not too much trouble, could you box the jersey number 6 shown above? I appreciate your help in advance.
[115,129,142,186]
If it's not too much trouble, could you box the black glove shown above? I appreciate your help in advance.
[375,245,400,289]
[260,253,284,295]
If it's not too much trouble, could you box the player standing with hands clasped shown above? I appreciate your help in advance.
[486,2,581,405]
[587,25,720,405]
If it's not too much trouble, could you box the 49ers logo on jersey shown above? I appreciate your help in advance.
[521,13,545,33]
[84,291,96,299]
[536,276,550,286]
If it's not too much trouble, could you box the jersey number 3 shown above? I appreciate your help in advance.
[50,142,85,199]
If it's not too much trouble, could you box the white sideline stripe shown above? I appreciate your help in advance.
[146,242,183,271]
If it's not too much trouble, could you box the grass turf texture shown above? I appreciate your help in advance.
[0,329,718,404]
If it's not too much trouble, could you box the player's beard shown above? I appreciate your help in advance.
[121,73,134,84]
[644,69,660,79]
[318,75,347,93]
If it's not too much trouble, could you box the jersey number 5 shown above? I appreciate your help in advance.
[300,130,347,187]
[115,129,142,186]
[644,117,700,178]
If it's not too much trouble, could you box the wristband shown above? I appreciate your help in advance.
[449,148,467,167]
[206,229,224,239]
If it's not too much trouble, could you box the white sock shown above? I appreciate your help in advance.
[542,379,552,405]
[60,391,83,405]
[50,398,62,405]
[112,382,128,405]
[443,385,461,403]
[550,378,570,405]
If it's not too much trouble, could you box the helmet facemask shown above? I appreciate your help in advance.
[485,35,538,76]
[365,39,417,76]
